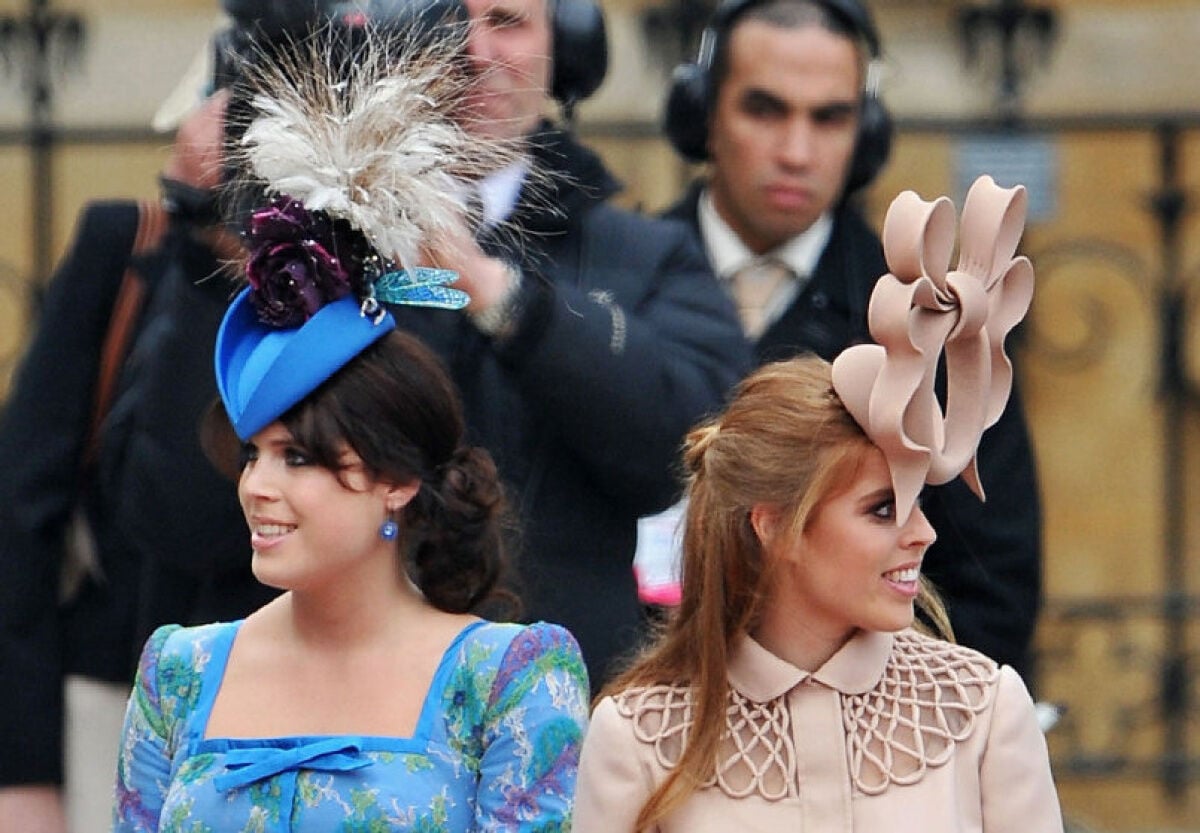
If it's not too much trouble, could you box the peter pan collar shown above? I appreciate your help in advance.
[727,629,895,701]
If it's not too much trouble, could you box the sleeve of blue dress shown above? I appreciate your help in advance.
[112,625,183,832]
[475,622,590,832]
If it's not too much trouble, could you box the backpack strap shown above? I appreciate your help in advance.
[80,199,170,467]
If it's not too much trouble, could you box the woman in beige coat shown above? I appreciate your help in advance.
[573,177,1063,833]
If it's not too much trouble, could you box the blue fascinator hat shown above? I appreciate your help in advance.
[215,288,396,441]
[214,197,471,441]
[212,21,522,440]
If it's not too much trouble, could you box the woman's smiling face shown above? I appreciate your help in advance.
[759,446,937,653]
[238,422,398,592]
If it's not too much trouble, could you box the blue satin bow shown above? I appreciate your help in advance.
[213,738,372,792]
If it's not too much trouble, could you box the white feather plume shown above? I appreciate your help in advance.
[235,24,517,271]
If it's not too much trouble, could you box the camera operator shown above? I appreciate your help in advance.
[0,93,247,833]
[0,5,355,829]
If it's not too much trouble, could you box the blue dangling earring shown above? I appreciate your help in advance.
[380,509,399,541]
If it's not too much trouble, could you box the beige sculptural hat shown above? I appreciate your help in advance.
[831,174,1035,525]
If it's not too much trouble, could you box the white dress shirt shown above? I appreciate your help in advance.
[698,188,833,336]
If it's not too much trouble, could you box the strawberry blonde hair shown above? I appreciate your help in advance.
[600,355,949,830]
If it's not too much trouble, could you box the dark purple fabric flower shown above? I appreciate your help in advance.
[244,195,369,327]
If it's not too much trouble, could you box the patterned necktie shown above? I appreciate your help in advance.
[730,258,793,338]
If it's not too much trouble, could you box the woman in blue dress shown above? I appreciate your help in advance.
[111,20,589,833]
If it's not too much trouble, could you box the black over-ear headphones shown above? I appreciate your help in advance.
[550,0,608,110]
[663,0,892,194]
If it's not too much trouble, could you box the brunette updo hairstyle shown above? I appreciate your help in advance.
[205,330,511,614]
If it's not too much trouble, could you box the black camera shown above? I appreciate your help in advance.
[213,1,349,91]
[211,0,467,91]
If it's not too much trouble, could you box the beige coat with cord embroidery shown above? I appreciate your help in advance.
[574,629,1063,833]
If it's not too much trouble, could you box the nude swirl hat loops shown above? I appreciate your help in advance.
[831,175,1035,525]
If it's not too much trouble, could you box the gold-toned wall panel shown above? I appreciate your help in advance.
[0,142,167,397]
[0,147,31,398]
[1027,133,1166,602]
[52,142,170,258]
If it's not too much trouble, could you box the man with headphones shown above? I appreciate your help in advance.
[656,0,1043,681]
[366,0,750,688]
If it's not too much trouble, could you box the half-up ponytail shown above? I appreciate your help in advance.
[601,355,950,830]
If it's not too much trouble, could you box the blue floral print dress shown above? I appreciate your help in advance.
[112,619,589,832]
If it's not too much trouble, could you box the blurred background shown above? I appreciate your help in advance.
[1,0,1199,829]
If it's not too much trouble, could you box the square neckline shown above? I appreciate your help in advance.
[189,618,489,752]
